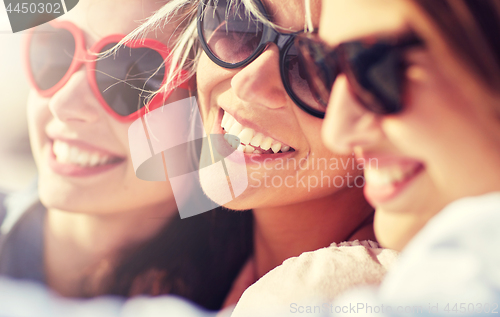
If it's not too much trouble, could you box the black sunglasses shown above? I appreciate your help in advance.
[295,33,424,116]
[197,0,326,118]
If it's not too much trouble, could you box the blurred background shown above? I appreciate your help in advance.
[0,10,37,192]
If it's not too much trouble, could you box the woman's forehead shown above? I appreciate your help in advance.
[319,0,412,46]
[261,0,321,30]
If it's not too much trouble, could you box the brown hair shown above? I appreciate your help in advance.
[93,1,254,310]
[106,208,253,311]
[413,0,500,90]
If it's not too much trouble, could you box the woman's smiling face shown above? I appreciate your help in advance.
[28,0,188,216]
[319,0,500,250]
[196,0,364,210]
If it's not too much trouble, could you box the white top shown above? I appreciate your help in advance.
[330,192,500,316]
[231,240,398,317]
[0,193,499,316]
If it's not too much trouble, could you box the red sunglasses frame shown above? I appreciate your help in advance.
[24,20,190,122]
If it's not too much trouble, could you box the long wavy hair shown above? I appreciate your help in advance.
[106,208,253,310]
[103,0,308,308]
[413,0,500,91]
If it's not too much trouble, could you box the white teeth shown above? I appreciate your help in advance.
[222,116,235,132]
[260,137,273,151]
[228,121,243,136]
[231,138,239,149]
[271,142,282,154]
[235,144,257,153]
[76,152,90,166]
[52,140,117,167]
[69,146,79,163]
[365,166,411,185]
[250,132,264,147]
[221,110,292,154]
[89,153,101,167]
[221,111,231,127]
[238,128,255,145]
[54,141,69,162]
[244,145,255,153]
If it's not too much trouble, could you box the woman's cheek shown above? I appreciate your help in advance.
[27,91,52,164]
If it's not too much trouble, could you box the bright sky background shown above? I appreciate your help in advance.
[0,3,36,190]
[0,3,12,32]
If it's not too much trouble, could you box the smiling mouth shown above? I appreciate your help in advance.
[220,110,295,154]
[363,161,425,204]
[364,163,424,186]
[52,140,124,168]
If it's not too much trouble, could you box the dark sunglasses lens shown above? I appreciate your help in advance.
[201,0,263,64]
[95,44,165,117]
[283,43,328,116]
[29,24,75,90]
[287,37,339,117]
[343,42,403,114]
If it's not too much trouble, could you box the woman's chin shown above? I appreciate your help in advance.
[38,190,81,213]
[37,177,105,213]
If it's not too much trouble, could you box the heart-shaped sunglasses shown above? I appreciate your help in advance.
[25,20,190,122]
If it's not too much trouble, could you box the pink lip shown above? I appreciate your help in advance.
[360,155,425,205]
[211,108,296,164]
[46,139,125,177]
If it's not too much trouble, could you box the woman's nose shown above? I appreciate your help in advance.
[230,44,288,108]
[48,70,100,123]
[322,75,383,154]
